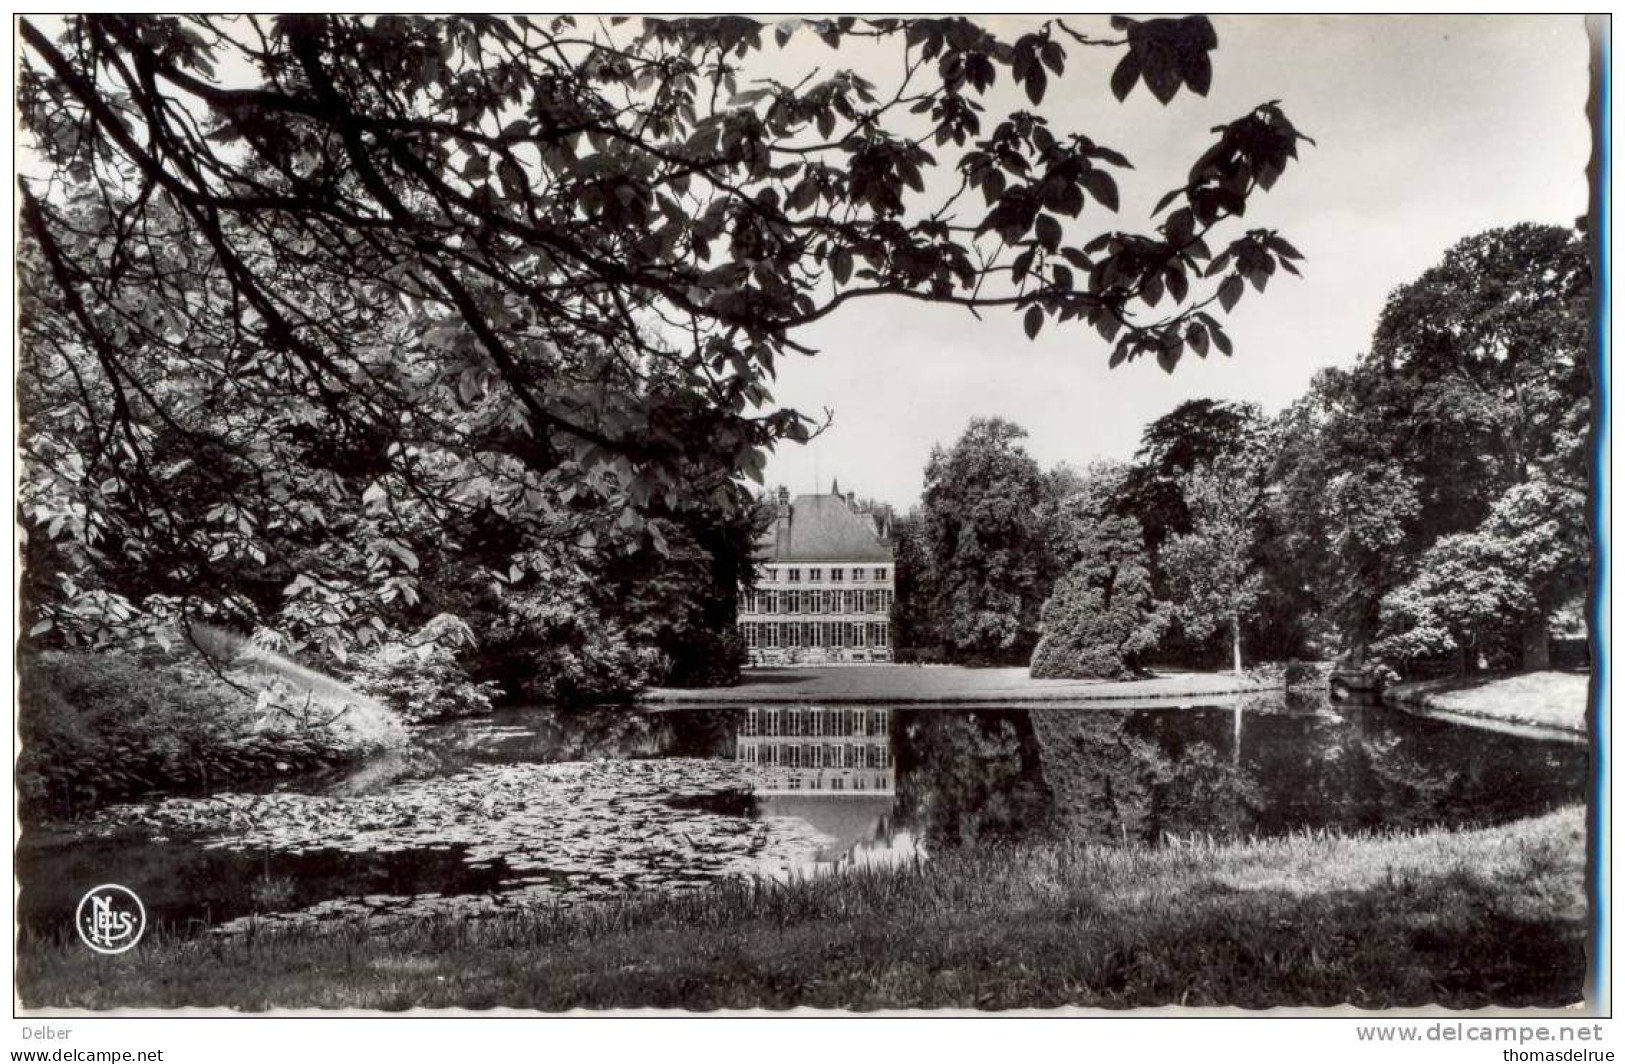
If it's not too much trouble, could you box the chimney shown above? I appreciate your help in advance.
[776,485,791,519]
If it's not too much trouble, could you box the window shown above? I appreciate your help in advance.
[831,567,844,582]
[788,568,801,583]
[874,566,887,581]
[809,567,822,581]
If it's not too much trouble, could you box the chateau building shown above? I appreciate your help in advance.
[738,484,895,665]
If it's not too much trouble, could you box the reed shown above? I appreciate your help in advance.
[17,806,1587,1012]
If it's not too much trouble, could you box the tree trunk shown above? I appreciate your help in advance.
[1521,614,1551,671]
[1231,613,1243,677]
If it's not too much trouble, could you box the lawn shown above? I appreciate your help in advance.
[645,664,1265,704]
[18,806,1588,1012]
[1385,671,1590,735]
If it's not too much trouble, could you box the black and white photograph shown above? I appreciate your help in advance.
[10,11,1609,1032]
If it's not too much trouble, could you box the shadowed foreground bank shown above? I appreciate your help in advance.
[19,807,1587,1012]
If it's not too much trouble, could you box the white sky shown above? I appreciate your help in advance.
[758,14,1593,509]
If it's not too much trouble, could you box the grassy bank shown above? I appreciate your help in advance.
[19,807,1587,1012]
[1385,671,1589,735]
[645,665,1266,704]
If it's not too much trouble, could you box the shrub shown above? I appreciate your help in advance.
[17,651,357,820]
[482,580,659,704]
[348,615,500,722]
[1282,660,1327,688]
[659,626,747,688]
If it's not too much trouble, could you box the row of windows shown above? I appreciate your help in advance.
[765,566,890,584]
[741,589,894,615]
[741,707,890,737]
[771,773,891,792]
[741,621,890,649]
[740,743,892,769]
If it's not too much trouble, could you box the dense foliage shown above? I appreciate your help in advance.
[18,14,1305,683]
[1160,455,1267,674]
[893,224,1591,681]
[17,651,362,818]
[1029,463,1167,678]
[916,418,1055,662]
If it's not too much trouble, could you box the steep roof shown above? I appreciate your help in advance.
[759,493,893,563]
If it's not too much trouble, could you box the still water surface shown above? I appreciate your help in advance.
[16,692,1587,938]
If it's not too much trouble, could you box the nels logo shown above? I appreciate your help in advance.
[75,884,146,954]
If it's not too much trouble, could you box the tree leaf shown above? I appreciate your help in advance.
[1035,213,1062,251]
[1023,304,1044,340]
[1142,48,1182,104]
[1218,274,1244,313]
[1024,67,1046,106]
[833,247,854,285]
[1182,49,1212,96]
[1110,51,1142,102]
[1081,169,1120,212]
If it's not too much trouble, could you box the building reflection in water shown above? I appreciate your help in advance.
[735,706,918,871]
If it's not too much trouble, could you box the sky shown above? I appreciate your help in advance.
[755,15,1594,509]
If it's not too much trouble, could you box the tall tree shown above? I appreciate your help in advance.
[1118,398,1266,554]
[1161,455,1265,675]
[1374,480,1588,671]
[920,417,1050,662]
[18,14,1309,654]
[1273,223,1591,669]
[888,508,938,654]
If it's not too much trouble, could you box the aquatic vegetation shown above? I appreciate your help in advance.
[90,758,837,931]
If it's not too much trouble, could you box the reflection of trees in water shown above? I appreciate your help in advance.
[1157,741,1263,838]
[892,710,1052,851]
[1352,718,1464,829]
[1028,710,1262,844]
[446,706,741,764]
[1027,711,1168,843]
[884,698,1584,851]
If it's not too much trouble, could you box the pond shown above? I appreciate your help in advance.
[16,692,1588,940]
